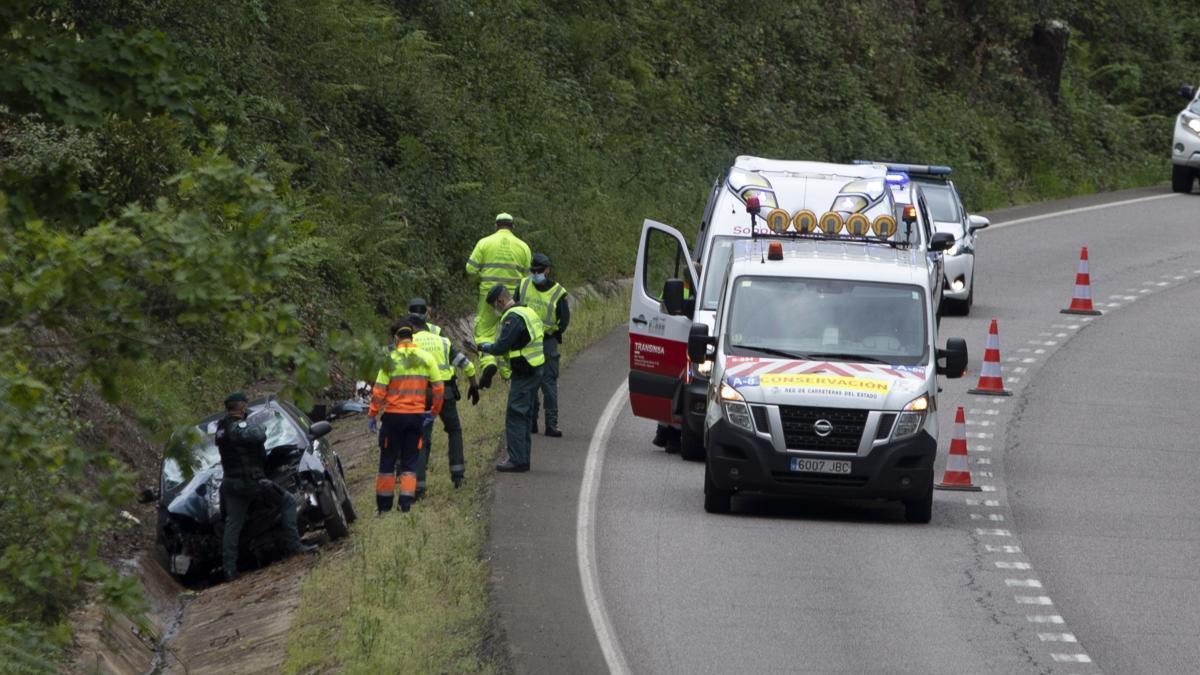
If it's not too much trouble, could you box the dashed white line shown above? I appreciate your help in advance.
[1039,633,1078,643]
[1027,614,1065,624]
[987,544,1021,553]
[1051,653,1093,664]
[1006,579,1044,588]
[1015,596,1054,605]
[976,528,1011,536]
[996,561,1032,570]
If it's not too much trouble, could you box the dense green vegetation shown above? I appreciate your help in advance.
[1,0,1196,666]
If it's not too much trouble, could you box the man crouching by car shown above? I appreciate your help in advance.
[216,391,316,581]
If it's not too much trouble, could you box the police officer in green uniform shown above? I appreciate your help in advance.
[215,392,314,581]
[477,285,545,472]
[515,253,570,437]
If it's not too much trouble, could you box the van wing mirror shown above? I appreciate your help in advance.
[687,324,714,363]
[967,215,990,232]
[1180,84,1196,100]
[662,278,686,316]
[937,338,968,378]
[930,232,955,252]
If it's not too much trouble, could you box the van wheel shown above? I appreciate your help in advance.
[1172,164,1195,193]
[703,463,732,514]
[680,424,706,462]
[903,489,933,524]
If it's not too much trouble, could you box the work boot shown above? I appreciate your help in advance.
[452,474,464,489]
[479,364,497,389]
[495,460,529,473]
[544,427,563,438]
[416,485,427,500]
[652,425,668,448]
[291,543,318,556]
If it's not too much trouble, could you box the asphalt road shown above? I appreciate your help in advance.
[489,186,1200,674]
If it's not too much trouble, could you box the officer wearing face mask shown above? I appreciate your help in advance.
[515,253,569,437]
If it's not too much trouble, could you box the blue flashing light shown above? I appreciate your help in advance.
[885,172,910,187]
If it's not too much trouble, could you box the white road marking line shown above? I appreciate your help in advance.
[976,472,995,479]
[1174,275,1186,280]
[1012,367,1028,373]
[973,445,991,452]
[1015,596,1054,605]
[1005,357,1019,362]
[1051,654,1092,664]
[1006,579,1043,588]
[1139,289,1151,294]
[981,485,997,492]
[1066,324,1079,329]
[991,398,1009,404]
[1039,633,1078,643]
[965,419,992,426]
[975,457,992,464]
[577,382,633,675]
[1005,377,1020,383]
[987,545,1021,553]
[1027,614,1065,624]
[986,193,1180,229]
[966,498,1002,506]
[976,528,1011,536]
[1156,281,1170,286]
[1106,303,1121,308]
[1035,348,1046,354]
[968,408,1000,415]
[1022,357,1036,363]
[969,512,1003,521]
[996,561,1032,570]
[967,432,994,439]
[1055,333,1067,337]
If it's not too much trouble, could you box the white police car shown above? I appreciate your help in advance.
[1173,84,1200,193]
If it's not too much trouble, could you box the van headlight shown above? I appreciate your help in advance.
[719,382,753,431]
[892,395,928,440]
[696,360,713,377]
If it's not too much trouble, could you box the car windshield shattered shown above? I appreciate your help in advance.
[162,403,306,492]
[725,276,928,366]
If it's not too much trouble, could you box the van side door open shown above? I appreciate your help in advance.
[629,220,697,424]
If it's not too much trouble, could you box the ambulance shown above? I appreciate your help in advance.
[629,158,948,462]
[628,180,967,522]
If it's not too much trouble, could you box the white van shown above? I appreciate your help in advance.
[630,220,967,522]
[630,158,950,461]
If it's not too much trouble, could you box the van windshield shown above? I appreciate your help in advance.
[725,276,928,366]
[700,236,736,310]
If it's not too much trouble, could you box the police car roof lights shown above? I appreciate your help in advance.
[852,159,953,177]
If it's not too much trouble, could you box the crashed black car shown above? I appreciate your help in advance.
[152,397,356,581]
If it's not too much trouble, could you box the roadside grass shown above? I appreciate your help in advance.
[283,289,630,673]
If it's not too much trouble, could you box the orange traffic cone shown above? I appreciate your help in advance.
[968,319,1012,396]
[1061,246,1102,316]
[936,406,981,491]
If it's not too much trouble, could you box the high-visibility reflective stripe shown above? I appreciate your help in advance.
[477,262,527,271]
[480,275,521,284]
[449,464,465,472]
[398,472,417,497]
[376,474,396,495]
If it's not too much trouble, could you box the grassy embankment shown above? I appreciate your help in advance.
[284,291,629,673]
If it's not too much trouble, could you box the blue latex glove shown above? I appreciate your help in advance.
[422,412,436,428]
[367,417,378,433]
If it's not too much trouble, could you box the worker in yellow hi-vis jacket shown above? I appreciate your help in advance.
[465,213,531,389]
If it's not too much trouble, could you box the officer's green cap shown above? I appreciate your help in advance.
[495,212,514,224]
[407,297,427,311]
[531,252,552,269]
[486,284,506,304]
[224,391,248,405]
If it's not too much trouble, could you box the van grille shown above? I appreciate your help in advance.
[778,406,868,453]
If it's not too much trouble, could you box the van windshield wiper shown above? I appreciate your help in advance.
[735,345,811,360]
[804,352,889,364]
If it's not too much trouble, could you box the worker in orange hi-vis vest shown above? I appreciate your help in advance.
[366,317,444,514]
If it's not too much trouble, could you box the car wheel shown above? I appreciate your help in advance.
[903,488,933,524]
[318,482,350,539]
[703,463,732,514]
[1172,164,1195,194]
[680,423,706,462]
[334,457,357,523]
